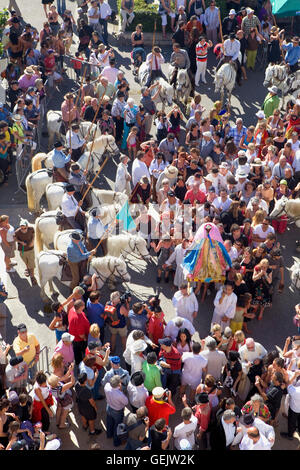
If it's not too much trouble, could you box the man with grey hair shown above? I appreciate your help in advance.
[210,409,241,450]
[173,406,198,450]
[124,405,149,450]
[186,109,202,132]
[201,336,227,380]
[140,83,161,136]
[164,316,196,342]
[104,375,129,447]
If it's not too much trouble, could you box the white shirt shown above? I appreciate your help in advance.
[115,162,131,194]
[236,417,275,446]
[221,416,236,446]
[99,1,112,18]
[164,318,195,342]
[88,6,100,24]
[104,382,128,410]
[213,288,237,322]
[293,149,300,172]
[201,349,227,380]
[130,351,145,374]
[227,246,238,262]
[213,196,233,212]
[61,193,81,218]
[87,216,105,240]
[247,198,268,215]
[173,415,198,450]
[181,352,207,388]
[127,382,149,408]
[223,38,241,61]
[101,66,120,84]
[146,52,165,71]
[239,433,272,450]
[165,243,188,288]
[66,131,85,150]
[252,223,275,247]
[239,342,268,374]
[132,159,150,187]
[287,384,300,413]
[172,291,198,323]
[287,139,300,153]
[123,331,152,365]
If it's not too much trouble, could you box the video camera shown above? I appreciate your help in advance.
[120,291,131,305]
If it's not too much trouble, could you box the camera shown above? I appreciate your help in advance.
[120,291,131,304]
[163,388,169,402]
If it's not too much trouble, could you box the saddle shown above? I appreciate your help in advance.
[58,254,72,282]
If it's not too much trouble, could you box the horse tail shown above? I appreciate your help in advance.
[25,174,35,211]
[35,218,44,253]
[31,153,47,172]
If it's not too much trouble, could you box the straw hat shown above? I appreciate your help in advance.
[165,166,178,178]
[24,66,34,75]
[251,158,263,167]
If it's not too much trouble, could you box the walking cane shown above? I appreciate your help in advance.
[74,65,88,111]
[85,90,107,142]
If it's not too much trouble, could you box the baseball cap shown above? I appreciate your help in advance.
[109,356,120,364]
[17,323,27,331]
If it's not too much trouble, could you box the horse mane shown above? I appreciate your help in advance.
[91,255,124,269]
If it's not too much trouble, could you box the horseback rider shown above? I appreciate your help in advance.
[169,43,195,95]
[61,184,86,231]
[87,207,107,257]
[217,33,242,86]
[66,123,86,162]
[281,36,300,74]
[67,231,96,291]
[145,46,167,88]
[68,162,92,210]
[52,141,71,182]
[60,92,80,136]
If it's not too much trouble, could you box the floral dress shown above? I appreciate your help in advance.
[241,401,271,422]
[251,267,272,307]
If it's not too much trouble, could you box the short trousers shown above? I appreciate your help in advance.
[109,325,128,337]
[160,12,175,26]
[20,248,35,270]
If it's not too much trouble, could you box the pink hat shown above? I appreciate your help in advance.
[246,338,255,348]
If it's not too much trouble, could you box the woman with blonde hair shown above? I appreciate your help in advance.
[251,209,265,227]
[81,96,92,117]
[228,329,246,352]
[51,353,74,383]
[88,323,100,344]
[47,372,75,429]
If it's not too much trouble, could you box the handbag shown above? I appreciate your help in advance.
[58,390,73,407]
[116,420,143,442]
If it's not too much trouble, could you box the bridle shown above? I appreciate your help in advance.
[120,237,150,262]
[91,258,129,284]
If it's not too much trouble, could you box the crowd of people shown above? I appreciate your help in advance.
[0,0,300,453]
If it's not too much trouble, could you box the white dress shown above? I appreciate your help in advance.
[166,243,188,287]
[115,162,131,195]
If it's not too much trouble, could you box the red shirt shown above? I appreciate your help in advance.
[184,188,206,204]
[68,308,90,342]
[147,313,165,345]
[44,54,55,72]
[145,395,176,427]
[158,345,181,371]
[194,403,211,432]
[85,347,103,370]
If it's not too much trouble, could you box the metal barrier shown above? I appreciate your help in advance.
[15,128,38,194]
[37,345,50,375]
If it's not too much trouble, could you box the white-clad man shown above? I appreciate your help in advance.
[115,154,131,195]
[280,369,300,441]
[239,426,272,450]
[163,238,190,288]
[218,33,242,85]
[212,187,233,214]
[132,152,150,187]
[201,336,227,380]
[172,283,198,323]
[164,316,195,342]
[66,123,86,162]
[239,337,267,376]
[87,207,106,257]
[61,184,86,230]
[180,341,207,403]
[211,281,237,332]
[173,406,198,450]
[233,412,275,446]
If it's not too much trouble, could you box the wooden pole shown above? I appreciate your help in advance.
[218,9,224,45]
[68,100,72,150]
[74,65,87,111]
[80,154,109,204]
[85,90,106,142]
[94,219,116,253]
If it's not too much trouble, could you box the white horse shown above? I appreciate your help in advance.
[168,66,192,105]
[214,62,236,106]
[46,110,101,149]
[54,230,150,261]
[263,64,300,108]
[290,260,300,290]
[45,184,127,212]
[35,205,120,253]
[269,196,300,228]
[26,135,120,213]
[138,63,174,111]
[38,251,131,302]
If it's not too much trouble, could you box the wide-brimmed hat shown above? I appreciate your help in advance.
[246,7,254,14]
[61,332,75,342]
[219,162,229,169]
[131,339,147,353]
[195,392,209,404]
[255,110,265,119]
[152,387,165,399]
[12,113,22,122]
[229,9,236,15]
[251,158,263,167]
[240,413,255,426]
[236,169,248,179]
[204,173,214,183]
[130,371,145,386]
[165,165,178,178]
[24,66,34,75]
[268,85,278,95]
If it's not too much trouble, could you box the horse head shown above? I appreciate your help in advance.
[159,78,174,106]
[269,196,289,219]
[115,258,131,282]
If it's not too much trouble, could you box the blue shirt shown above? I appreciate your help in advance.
[52,148,71,169]
[67,240,91,263]
[282,43,300,66]
[0,108,11,124]
[86,299,105,328]
[128,309,148,333]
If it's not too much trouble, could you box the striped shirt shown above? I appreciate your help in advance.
[196,42,209,62]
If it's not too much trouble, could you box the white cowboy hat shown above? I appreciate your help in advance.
[165,166,178,178]
[246,7,254,14]
[268,85,278,94]
[251,158,263,167]
[24,66,34,75]
[219,162,229,169]
[229,9,236,15]
[255,110,265,119]
[236,170,248,179]
[204,174,214,183]
[131,339,147,353]
[203,131,212,138]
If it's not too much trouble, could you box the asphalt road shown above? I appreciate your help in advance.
[0,0,299,451]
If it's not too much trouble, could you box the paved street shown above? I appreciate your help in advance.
[0,0,299,451]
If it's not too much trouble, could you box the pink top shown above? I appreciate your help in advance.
[18,74,39,91]
[54,339,75,365]
[61,100,80,123]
